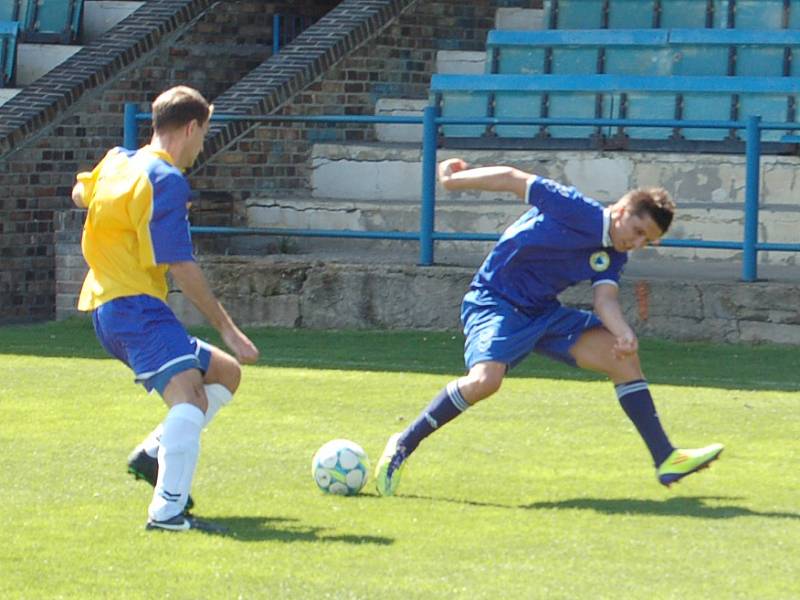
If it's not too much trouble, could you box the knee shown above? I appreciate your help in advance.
[605,353,643,382]
[215,360,242,393]
[463,369,504,403]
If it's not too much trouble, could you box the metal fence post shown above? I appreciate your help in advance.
[123,103,139,150]
[743,115,761,282]
[419,105,437,266]
[273,14,281,54]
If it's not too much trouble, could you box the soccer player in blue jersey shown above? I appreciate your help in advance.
[375,157,723,496]
[72,86,259,531]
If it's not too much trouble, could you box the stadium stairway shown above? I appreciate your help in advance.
[0,0,143,108]
[242,4,800,277]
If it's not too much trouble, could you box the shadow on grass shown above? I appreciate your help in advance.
[2,319,799,391]
[521,496,800,520]
[206,515,394,545]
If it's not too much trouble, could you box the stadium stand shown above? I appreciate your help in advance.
[544,0,800,29]
[439,0,800,150]
[432,73,800,146]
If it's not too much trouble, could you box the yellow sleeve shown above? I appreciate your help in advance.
[76,149,117,206]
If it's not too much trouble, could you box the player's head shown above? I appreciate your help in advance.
[610,187,675,252]
[151,86,213,168]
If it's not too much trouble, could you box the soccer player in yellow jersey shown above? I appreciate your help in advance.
[73,86,259,532]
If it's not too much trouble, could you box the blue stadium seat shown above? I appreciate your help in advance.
[430,74,800,146]
[489,46,546,75]
[737,93,792,141]
[789,0,800,29]
[603,30,670,75]
[545,0,605,29]
[659,0,712,28]
[0,0,27,24]
[681,93,733,140]
[668,29,730,76]
[435,89,490,138]
[607,0,656,29]
[550,47,599,75]
[0,20,19,87]
[623,91,676,139]
[545,91,608,138]
[21,0,83,44]
[494,91,544,138]
[727,0,785,29]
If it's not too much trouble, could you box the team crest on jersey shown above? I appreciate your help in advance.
[589,251,611,272]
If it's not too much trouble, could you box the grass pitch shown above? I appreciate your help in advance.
[1,319,799,599]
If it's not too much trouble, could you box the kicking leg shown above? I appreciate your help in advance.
[375,361,506,496]
[570,327,723,486]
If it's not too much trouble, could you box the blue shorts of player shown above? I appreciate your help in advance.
[462,289,603,370]
[91,295,212,395]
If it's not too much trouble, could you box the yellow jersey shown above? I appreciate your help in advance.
[77,146,194,311]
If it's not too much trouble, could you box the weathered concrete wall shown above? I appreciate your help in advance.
[166,256,800,344]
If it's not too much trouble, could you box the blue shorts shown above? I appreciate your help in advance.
[91,295,212,395]
[461,289,603,370]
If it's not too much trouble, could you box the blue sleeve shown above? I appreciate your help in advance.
[149,172,194,265]
[527,176,606,246]
[591,252,627,287]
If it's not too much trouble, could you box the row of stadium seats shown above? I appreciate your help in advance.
[546,0,800,30]
[488,29,800,78]
[0,0,84,44]
[431,74,800,147]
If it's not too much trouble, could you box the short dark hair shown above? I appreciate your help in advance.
[151,86,211,132]
[622,187,676,233]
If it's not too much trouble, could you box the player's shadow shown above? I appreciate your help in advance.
[521,496,800,520]
[206,515,394,544]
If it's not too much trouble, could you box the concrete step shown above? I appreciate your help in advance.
[310,142,800,205]
[0,88,22,108]
[243,196,800,267]
[496,7,546,31]
[82,1,145,44]
[375,98,426,143]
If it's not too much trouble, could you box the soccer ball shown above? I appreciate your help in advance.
[311,439,370,496]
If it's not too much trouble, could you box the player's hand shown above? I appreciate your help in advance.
[438,158,469,184]
[612,331,639,360]
[222,326,260,365]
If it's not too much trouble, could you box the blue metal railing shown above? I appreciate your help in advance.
[123,103,800,281]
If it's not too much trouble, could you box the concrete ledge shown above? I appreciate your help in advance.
[165,255,800,344]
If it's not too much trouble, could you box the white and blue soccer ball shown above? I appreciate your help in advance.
[311,439,370,496]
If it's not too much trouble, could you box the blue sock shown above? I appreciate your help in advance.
[398,381,470,457]
[615,380,674,466]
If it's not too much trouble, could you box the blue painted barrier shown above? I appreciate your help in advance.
[123,103,800,280]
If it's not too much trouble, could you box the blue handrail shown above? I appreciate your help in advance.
[123,103,800,281]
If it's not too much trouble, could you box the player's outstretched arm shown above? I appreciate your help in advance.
[592,283,638,360]
[438,158,531,200]
[169,260,260,365]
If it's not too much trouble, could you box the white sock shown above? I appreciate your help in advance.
[138,385,232,458]
[138,424,163,458]
[203,383,233,427]
[148,403,204,522]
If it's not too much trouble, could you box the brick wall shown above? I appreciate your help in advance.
[2,0,530,322]
[0,0,336,322]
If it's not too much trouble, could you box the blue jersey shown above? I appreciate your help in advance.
[469,176,627,314]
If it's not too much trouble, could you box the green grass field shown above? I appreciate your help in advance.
[2,319,799,599]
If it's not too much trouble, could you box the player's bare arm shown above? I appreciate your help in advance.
[438,158,530,199]
[592,282,638,359]
[168,260,260,365]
